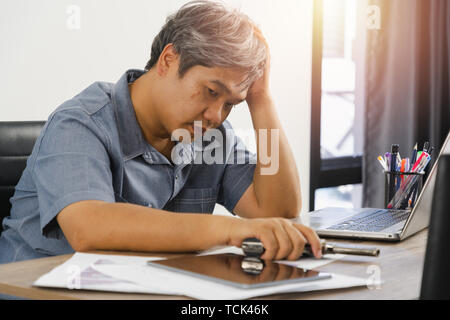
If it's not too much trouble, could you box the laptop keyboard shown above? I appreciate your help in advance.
[327,209,411,232]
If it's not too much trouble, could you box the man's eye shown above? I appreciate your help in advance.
[208,88,218,97]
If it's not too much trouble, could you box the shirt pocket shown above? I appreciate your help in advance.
[169,186,219,214]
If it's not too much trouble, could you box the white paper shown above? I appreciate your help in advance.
[92,263,367,300]
[33,252,177,295]
[34,249,363,300]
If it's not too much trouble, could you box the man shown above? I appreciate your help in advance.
[0,0,322,264]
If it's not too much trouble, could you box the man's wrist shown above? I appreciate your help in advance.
[246,92,273,111]
[208,214,239,247]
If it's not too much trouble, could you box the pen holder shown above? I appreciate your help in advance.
[384,171,424,210]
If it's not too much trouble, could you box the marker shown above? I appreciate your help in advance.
[417,151,423,162]
[399,159,406,187]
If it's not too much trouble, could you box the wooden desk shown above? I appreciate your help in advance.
[0,230,427,300]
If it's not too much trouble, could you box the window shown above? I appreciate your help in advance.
[315,184,362,210]
[310,0,366,210]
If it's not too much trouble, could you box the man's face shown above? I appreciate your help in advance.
[158,58,249,140]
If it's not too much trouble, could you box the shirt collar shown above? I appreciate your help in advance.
[112,69,148,161]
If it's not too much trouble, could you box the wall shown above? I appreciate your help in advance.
[0,0,313,217]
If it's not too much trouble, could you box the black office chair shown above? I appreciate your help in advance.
[0,121,45,234]
[420,154,450,299]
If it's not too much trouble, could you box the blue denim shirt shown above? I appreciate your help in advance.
[0,69,256,264]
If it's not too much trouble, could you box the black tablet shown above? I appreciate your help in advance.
[146,253,331,289]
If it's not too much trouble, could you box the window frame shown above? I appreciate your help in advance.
[309,0,362,211]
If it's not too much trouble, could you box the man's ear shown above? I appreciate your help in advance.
[156,44,179,77]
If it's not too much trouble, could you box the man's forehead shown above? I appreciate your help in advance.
[187,64,249,99]
[210,79,247,94]
[200,65,248,85]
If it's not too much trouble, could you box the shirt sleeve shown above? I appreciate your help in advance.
[217,122,257,215]
[32,108,115,239]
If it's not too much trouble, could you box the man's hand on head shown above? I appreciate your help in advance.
[246,26,271,108]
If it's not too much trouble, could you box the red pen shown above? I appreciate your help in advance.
[411,152,426,172]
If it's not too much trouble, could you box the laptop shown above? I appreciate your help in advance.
[301,131,450,242]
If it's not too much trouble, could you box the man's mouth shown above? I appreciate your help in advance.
[190,123,207,135]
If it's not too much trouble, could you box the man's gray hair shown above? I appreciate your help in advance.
[145,0,268,88]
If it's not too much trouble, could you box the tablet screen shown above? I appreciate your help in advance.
[147,253,331,289]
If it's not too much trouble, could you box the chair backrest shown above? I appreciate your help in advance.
[420,154,450,299]
[0,121,45,233]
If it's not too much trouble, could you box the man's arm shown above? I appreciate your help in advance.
[233,99,302,220]
[234,30,301,220]
[57,200,322,259]
[57,200,231,253]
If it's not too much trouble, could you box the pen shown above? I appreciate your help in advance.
[394,152,431,209]
[378,156,388,171]
[411,152,427,172]
[426,147,435,174]
[406,147,418,207]
[389,145,399,201]
[423,141,430,153]
[408,142,429,208]
[410,143,418,170]
[410,154,431,207]
[405,158,410,172]
[391,145,399,171]
[385,152,391,170]
[388,151,430,209]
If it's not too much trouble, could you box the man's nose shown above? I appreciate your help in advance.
[203,103,223,127]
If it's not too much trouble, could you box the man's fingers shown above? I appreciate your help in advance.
[282,224,307,261]
[272,225,293,260]
[259,232,278,260]
[294,224,323,258]
[242,219,322,261]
